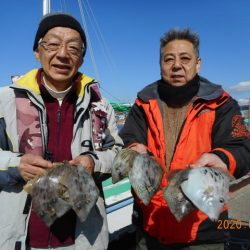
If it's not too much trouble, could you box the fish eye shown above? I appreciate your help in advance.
[76,204,82,209]
[219,198,224,203]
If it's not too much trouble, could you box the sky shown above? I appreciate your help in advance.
[1,0,250,105]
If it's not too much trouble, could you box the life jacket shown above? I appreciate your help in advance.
[134,91,236,245]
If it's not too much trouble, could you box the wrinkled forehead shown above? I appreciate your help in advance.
[163,39,196,54]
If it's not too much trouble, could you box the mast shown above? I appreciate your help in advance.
[43,0,51,15]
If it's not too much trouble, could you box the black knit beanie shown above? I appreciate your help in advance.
[33,12,87,57]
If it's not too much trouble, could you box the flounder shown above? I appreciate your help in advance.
[112,148,139,183]
[163,169,195,221]
[180,167,233,221]
[112,148,163,205]
[129,153,163,205]
[164,167,234,222]
[23,161,99,226]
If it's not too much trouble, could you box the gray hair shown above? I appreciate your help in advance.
[160,28,200,58]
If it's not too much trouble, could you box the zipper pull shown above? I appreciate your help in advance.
[57,108,61,124]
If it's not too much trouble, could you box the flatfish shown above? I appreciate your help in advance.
[129,154,163,205]
[180,167,233,221]
[63,164,99,223]
[163,169,195,221]
[112,148,139,183]
[111,148,163,205]
[23,161,99,226]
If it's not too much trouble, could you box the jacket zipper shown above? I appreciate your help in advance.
[57,106,62,147]
[48,232,52,249]
[89,110,95,151]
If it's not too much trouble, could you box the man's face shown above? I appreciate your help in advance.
[160,39,201,86]
[34,27,83,90]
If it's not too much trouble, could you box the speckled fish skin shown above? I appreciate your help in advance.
[180,167,234,221]
[27,173,71,226]
[63,165,99,222]
[112,148,139,183]
[23,161,99,226]
[129,154,163,205]
[163,169,195,222]
[29,175,59,226]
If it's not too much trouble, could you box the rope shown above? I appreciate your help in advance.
[77,0,126,102]
[78,0,100,82]
[85,0,116,71]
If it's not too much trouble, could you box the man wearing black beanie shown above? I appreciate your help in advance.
[33,13,87,56]
[0,12,123,250]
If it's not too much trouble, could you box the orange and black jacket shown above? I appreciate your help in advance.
[120,76,250,245]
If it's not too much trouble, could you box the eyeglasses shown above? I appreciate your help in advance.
[39,40,84,58]
[162,55,200,66]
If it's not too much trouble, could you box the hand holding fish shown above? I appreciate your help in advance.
[189,153,227,171]
[129,143,148,154]
[112,148,163,205]
[69,155,95,175]
[164,166,234,222]
[19,153,53,182]
[112,148,139,183]
[23,161,99,226]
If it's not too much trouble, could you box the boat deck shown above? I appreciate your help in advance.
[103,177,136,249]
